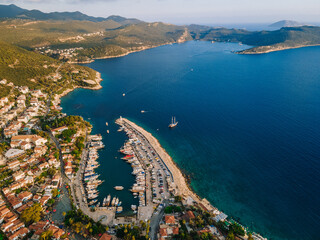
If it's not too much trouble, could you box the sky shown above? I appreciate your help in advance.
[0,0,319,25]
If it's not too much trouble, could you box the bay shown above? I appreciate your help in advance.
[61,41,320,240]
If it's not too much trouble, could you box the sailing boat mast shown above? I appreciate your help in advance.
[169,116,178,128]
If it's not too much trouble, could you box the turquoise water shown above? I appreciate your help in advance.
[61,42,320,240]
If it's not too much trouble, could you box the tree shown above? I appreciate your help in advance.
[227,231,235,240]
[175,195,182,202]
[248,233,254,240]
[229,223,245,236]
[21,203,43,225]
[52,189,59,198]
[47,168,56,177]
[40,230,53,240]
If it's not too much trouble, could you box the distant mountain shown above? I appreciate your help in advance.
[269,20,308,28]
[105,15,143,25]
[16,10,108,22]
[0,4,26,18]
[0,4,142,25]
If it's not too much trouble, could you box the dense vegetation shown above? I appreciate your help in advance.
[64,209,106,237]
[21,203,43,225]
[0,41,56,87]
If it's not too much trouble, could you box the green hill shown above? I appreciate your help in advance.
[0,41,99,97]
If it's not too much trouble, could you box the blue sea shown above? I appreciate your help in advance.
[61,42,320,240]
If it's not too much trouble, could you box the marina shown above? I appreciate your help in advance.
[77,134,123,214]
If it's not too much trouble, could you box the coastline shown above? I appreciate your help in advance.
[54,72,103,104]
[238,43,320,54]
[70,42,181,64]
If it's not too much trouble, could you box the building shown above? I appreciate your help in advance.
[10,135,47,148]
[12,171,25,181]
[52,126,68,136]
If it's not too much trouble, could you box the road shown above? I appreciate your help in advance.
[149,200,168,240]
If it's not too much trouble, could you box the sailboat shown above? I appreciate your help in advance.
[168,116,178,128]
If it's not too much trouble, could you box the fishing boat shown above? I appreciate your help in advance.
[169,116,178,128]
[102,197,107,207]
[114,186,124,191]
[88,199,98,205]
[116,206,123,213]
[106,194,111,206]
[111,197,116,206]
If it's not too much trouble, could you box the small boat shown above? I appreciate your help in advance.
[103,197,107,207]
[106,194,111,206]
[123,93,126,96]
[114,186,124,191]
[111,197,116,206]
[141,110,145,113]
[107,130,110,134]
[116,206,123,213]
[168,116,178,128]
[106,122,108,126]
[114,198,119,206]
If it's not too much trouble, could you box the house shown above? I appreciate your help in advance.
[52,126,68,136]
[18,191,33,202]
[0,97,8,107]
[19,86,29,94]
[7,160,21,169]
[8,227,29,240]
[99,233,113,240]
[4,130,18,138]
[39,162,49,171]
[30,98,39,106]
[165,215,176,225]
[12,171,25,181]
[47,225,65,239]
[33,195,41,202]
[7,196,22,209]
[182,210,196,222]
[34,145,48,156]
[10,135,47,148]
[39,196,50,206]
[20,141,32,150]
[31,90,43,97]
[48,158,60,169]
[8,219,25,234]
[17,115,29,123]
[213,212,228,222]
[159,227,168,238]
[5,148,24,160]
